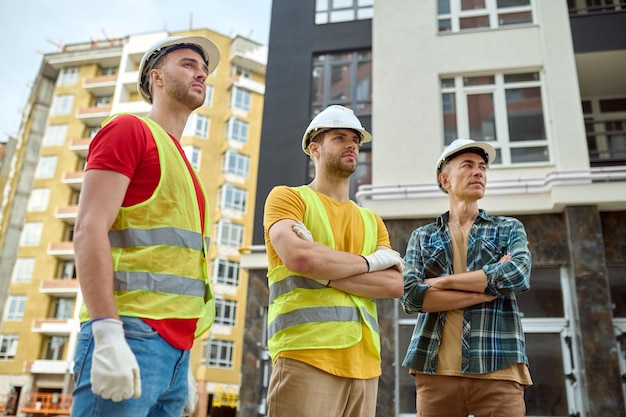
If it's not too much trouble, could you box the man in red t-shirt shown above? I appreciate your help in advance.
[71,35,220,417]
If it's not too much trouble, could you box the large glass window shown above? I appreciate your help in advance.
[0,334,18,360]
[220,184,247,213]
[312,50,372,117]
[441,71,549,166]
[315,0,373,24]
[583,96,626,165]
[438,0,533,33]
[214,298,237,327]
[223,150,250,178]
[5,295,26,321]
[52,298,74,319]
[43,124,68,146]
[213,258,240,286]
[27,188,50,212]
[202,338,234,368]
[12,258,35,283]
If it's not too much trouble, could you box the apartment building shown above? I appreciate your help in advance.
[241,1,626,416]
[0,28,266,417]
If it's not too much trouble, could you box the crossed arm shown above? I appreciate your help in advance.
[268,218,403,299]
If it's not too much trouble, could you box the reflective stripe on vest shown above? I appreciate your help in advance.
[113,270,206,296]
[108,227,208,250]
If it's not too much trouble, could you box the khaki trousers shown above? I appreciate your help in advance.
[414,374,526,417]
[267,358,379,417]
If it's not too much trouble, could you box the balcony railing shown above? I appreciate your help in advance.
[586,117,626,166]
[20,392,72,415]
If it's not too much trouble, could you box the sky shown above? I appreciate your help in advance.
[0,0,272,142]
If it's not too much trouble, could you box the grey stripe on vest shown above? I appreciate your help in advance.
[113,271,206,297]
[109,227,203,250]
[269,275,324,304]
[360,306,380,335]
[268,305,359,339]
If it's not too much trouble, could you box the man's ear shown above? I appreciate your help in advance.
[150,68,164,88]
[439,172,449,191]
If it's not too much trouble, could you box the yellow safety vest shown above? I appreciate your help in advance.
[79,115,215,338]
[267,185,380,361]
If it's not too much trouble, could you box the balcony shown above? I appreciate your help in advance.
[31,318,78,335]
[227,74,265,95]
[26,359,72,374]
[61,171,84,191]
[20,392,71,415]
[55,205,78,224]
[83,74,117,96]
[69,138,91,157]
[76,105,112,126]
[40,279,79,297]
[48,241,74,260]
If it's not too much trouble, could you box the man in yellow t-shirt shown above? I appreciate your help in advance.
[263,105,404,417]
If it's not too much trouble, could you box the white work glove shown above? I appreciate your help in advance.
[91,319,141,402]
[364,249,405,273]
[291,221,330,287]
[292,221,313,241]
[183,366,198,415]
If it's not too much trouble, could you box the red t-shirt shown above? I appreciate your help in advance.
[86,114,204,350]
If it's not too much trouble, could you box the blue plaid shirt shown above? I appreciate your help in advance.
[401,209,532,374]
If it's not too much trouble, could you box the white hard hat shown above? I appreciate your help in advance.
[301,105,372,155]
[137,35,221,104]
[436,138,496,193]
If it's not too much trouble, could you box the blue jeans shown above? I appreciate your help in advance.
[71,317,189,417]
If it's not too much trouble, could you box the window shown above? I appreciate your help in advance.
[5,295,26,321]
[315,0,373,24]
[228,118,249,143]
[216,221,244,248]
[51,94,74,115]
[20,222,43,246]
[202,338,234,368]
[43,124,68,146]
[60,260,76,279]
[94,96,111,107]
[214,298,237,326]
[52,298,74,319]
[220,184,247,212]
[438,0,533,33]
[441,71,549,165]
[0,334,18,360]
[204,85,214,107]
[583,96,626,165]
[182,146,201,170]
[58,67,79,86]
[234,66,251,79]
[184,113,210,139]
[12,258,35,283]
[232,87,251,111]
[43,336,67,360]
[27,188,50,212]
[100,66,117,75]
[311,50,372,116]
[213,258,240,286]
[223,150,250,178]
[35,156,57,178]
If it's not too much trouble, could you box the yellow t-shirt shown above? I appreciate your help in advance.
[264,185,390,379]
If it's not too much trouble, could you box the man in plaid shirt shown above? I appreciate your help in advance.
[401,138,533,417]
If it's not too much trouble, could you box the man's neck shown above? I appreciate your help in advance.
[448,200,479,228]
[147,102,194,141]
[307,177,351,202]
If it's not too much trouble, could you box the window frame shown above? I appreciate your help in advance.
[438,0,534,33]
[223,150,250,178]
[213,258,240,286]
[315,0,374,24]
[216,221,244,248]
[214,298,237,327]
[220,184,247,213]
[36,155,58,178]
[0,334,19,360]
[202,338,234,369]
[12,258,35,283]
[58,67,79,86]
[51,94,74,115]
[440,71,550,166]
